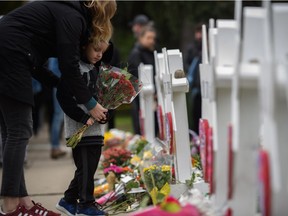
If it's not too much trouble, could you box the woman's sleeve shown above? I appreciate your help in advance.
[57,79,91,124]
[56,14,97,110]
[31,66,60,88]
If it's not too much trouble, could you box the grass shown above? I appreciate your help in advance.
[114,106,133,133]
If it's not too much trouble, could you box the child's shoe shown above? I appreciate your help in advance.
[76,203,106,216]
[56,198,77,216]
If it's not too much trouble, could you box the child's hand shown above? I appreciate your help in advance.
[89,103,108,122]
[86,117,95,126]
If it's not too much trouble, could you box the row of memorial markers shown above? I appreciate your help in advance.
[137,1,288,216]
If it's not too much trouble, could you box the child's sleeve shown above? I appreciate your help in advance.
[57,79,90,124]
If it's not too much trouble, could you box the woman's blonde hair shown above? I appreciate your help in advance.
[85,0,117,45]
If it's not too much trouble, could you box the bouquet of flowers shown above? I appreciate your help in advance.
[142,164,172,205]
[96,64,142,109]
[139,139,172,205]
[101,147,132,169]
[67,65,143,148]
[132,196,201,216]
[103,164,133,177]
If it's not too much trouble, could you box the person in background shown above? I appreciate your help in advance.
[184,24,203,134]
[128,26,157,135]
[48,58,66,159]
[129,14,151,39]
[107,44,120,130]
[56,38,113,216]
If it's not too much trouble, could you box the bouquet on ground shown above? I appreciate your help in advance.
[132,196,201,216]
[67,64,143,148]
[142,164,172,205]
[101,147,132,169]
[140,139,172,205]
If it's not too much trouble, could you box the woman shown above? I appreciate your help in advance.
[128,26,157,135]
[0,1,116,215]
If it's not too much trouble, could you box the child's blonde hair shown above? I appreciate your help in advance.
[85,0,117,45]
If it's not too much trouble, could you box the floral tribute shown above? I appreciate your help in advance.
[102,147,132,169]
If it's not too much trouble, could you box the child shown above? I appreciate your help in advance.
[55,38,112,216]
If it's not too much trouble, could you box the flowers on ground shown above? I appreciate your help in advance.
[102,147,132,168]
[103,164,133,176]
[142,165,172,205]
[104,165,123,175]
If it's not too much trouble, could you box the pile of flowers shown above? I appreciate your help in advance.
[92,129,210,215]
[103,165,133,176]
[102,147,131,169]
[132,196,201,216]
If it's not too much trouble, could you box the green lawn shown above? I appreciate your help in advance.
[114,105,133,133]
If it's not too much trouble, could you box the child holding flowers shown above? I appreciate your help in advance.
[55,36,113,216]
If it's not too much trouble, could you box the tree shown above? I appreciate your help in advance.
[113,1,234,61]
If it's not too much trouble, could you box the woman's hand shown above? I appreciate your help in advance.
[89,103,108,122]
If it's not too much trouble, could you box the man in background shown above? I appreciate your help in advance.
[185,24,203,134]
[129,14,151,39]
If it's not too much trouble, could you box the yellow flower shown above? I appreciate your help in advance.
[161,165,171,172]
[104,132,113,143]
[143,151,153,160]
[143,165,157,173]
[130,155,141,166]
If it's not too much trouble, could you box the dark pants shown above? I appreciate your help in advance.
[0,94,32,197]
[131,97,140,135]
[64,144,102,206]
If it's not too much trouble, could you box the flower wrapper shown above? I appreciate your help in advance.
[179,189,216,216]
[96,191,117,205]
[66,124,89,148]
[96,64,143,109]
[139,139,172,205]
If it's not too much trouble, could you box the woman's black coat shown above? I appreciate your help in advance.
[0,1,111,106]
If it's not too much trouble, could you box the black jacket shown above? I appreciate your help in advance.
[57,66,98,126]
[0,1,109,106]
[128,43,155,78]
[57,65,104,145]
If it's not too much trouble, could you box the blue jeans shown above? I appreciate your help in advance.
[50,88,64,149]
